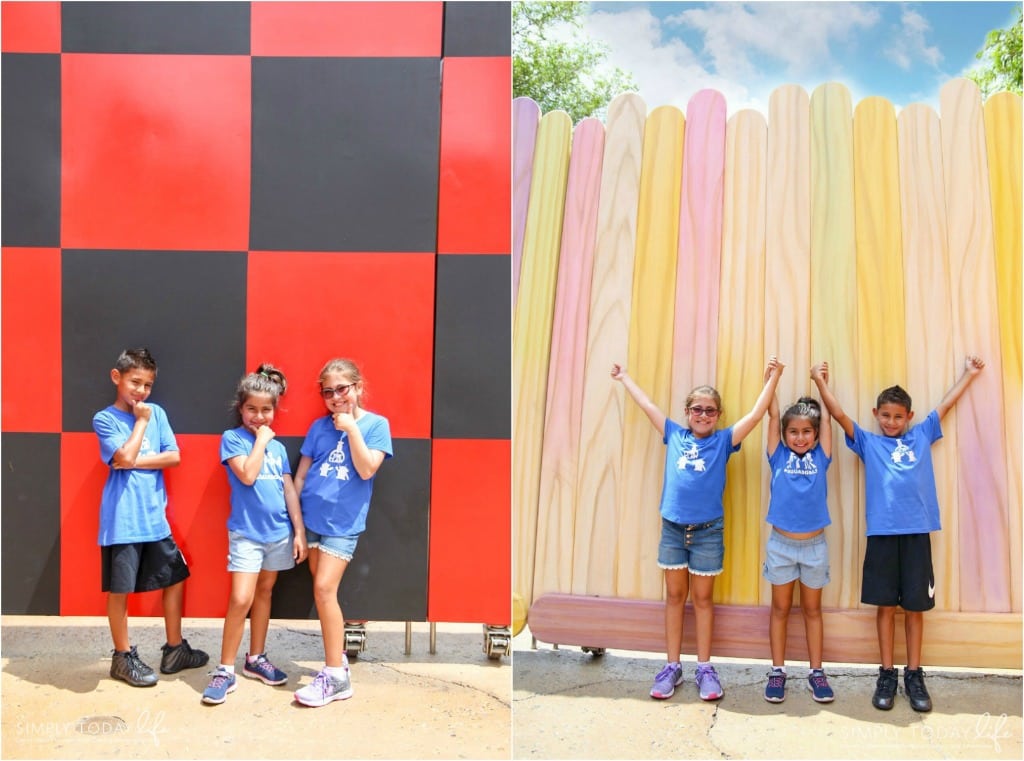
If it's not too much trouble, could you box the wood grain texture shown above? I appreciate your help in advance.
[717,109,767,604]
[983,92,1022,613]
[572,94,646,597]
[940,78,1011,612]
[513,110,571,604]
[512,97,541,308]
[896,104,958,611]
[533,118,605,599]
[527,593,1021,668]
[618,105,685,599]
[809,83,862,608]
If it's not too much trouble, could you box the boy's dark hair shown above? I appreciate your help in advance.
[115,347,157,373]
[876,384,912,411]
[232,363,287,426]
[781,396,822,435]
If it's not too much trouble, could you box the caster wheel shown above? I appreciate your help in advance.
[581,647,606,657]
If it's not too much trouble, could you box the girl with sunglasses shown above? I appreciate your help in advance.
[611,356,783,701]
[292,358,393,707]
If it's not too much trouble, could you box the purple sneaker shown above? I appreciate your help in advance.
[649,663,684,699]
[695,664,723,700]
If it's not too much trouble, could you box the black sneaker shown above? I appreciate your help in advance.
[872,666,898,710]
[110,646,158,687]
[904,667,933,712]
[160,638,209,674]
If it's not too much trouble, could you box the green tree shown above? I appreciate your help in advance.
[513,1,637,122]
[967,7,1022,97]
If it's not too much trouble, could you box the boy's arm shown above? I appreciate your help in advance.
[130,451,181,470]
[764,362,781,456]
[935,355,985,419]
[110,404,151,469]
[611,363,667,437]
[811,361,854,439]
[731,356,784,446]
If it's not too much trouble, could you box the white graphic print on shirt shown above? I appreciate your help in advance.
[318,435,351,481]
[890,439,916,465]
[677,442,706,472]
[783,451,817,476]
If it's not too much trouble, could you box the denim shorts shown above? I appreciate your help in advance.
[657,516,724,575]
[227,530,295,573]
[762,529,830,589]
[305,529,358,561]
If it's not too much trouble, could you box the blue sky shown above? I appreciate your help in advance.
[582,2,1020,115]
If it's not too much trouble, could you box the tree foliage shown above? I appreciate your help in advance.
[967,7,1022,97]
[513,1,637,122]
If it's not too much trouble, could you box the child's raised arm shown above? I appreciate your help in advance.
[811,361,853,439]
[765,363,781,457]
[731,356,784,447]
[935,355,985,419]
[813,364,833,459]
[611,363,667,437]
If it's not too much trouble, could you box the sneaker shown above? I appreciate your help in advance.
[903,667,932,712]
[695,664,723,701]
[110,646,158,687]
[807,669,835,703]
[764,668,786,703]
[294,668,353,707]
[160,638,209,674]
[872,666,898,710]
[243,653,288,686]
[201,667,237,705]
[649,663,684,699]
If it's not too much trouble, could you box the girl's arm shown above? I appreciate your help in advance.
[811,361,853,439]
[731,356,784,447]
[610,363,667,437]
[343,420,387,480]
[292,454,313,496]
[765,363,781,457]
[814,364,833,459]
[226,426,275,486]
[283,474,307,562]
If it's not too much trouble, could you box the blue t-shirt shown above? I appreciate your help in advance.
[658,420,738,524]
[765,443,832,532]
[220,427,293,543]
[93,403,178,546]
[845,410,943,535]
[299,412,393,536]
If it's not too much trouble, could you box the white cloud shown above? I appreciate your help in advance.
[883,7,943,71]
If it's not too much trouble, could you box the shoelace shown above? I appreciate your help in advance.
[310,670,332,695]
[209,671,232,688]
[767,673,785,689]
[809,673,828,689]
[655,665,678,682]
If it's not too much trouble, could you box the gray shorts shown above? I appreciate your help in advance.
[227,530,295,573]
[762,529,830,589]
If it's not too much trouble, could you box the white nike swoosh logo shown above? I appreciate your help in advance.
[928,582,935,598]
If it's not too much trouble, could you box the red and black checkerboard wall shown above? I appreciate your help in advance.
[1,1,510,625]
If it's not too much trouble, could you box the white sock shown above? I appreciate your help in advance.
[324,665,347,679]
[697,661,711,669]
[771,665,786,674]
[220,664,235,674]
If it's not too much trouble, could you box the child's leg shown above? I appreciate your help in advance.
[663,568,690,662]
[904,610,924,669]
[310,551,350,668]
[107,592,130,651]
[161,580,185,646]
[876,605,897,668]
[220,572,258,666]
[248,570,279,656]
[689,574,715,662]
[799,582,824,670]
[769,581,795,667]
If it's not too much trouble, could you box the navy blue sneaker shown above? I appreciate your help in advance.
[243,653,288,686]
[764,668,786,702]
[807,669,835,702]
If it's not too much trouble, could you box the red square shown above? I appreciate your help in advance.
[247,251,435,439]
[60,433,231,617]
[61,54,251,251]
[428,439,510,623]
[251,1,442,57]
[2,248,61,432]
[1,1,60,53]
[437,57,511,255]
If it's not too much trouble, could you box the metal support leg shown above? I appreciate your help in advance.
[405,622,412,655]
[429,622,437,654]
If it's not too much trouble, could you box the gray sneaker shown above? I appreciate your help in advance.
[294,668,353,707]
[110,646,158,687]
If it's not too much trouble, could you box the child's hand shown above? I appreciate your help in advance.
[965,355,985,375]
[764,355,784,380]
[811,361,829,384]
[333,405,357,432]
[610,363,627,381]
[132,401,152,421]
[293,534,308,563]
[255,424,276,444]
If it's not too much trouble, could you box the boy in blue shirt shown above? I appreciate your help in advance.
[811,356,984,713]
[92,348,208,686]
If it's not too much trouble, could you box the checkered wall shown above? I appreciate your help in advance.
[1,1,511,624]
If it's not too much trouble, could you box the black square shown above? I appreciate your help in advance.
[272,438,430,621]
[62,2,250,55]
[61,249,247,434]
[444,1,511,57]
[250,57,441,252]
[1,433,61,614]
[433,255,511,439]
[1,54,61,247]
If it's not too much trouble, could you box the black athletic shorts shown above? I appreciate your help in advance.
[101,536,190,594]
[860,533,935,611]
